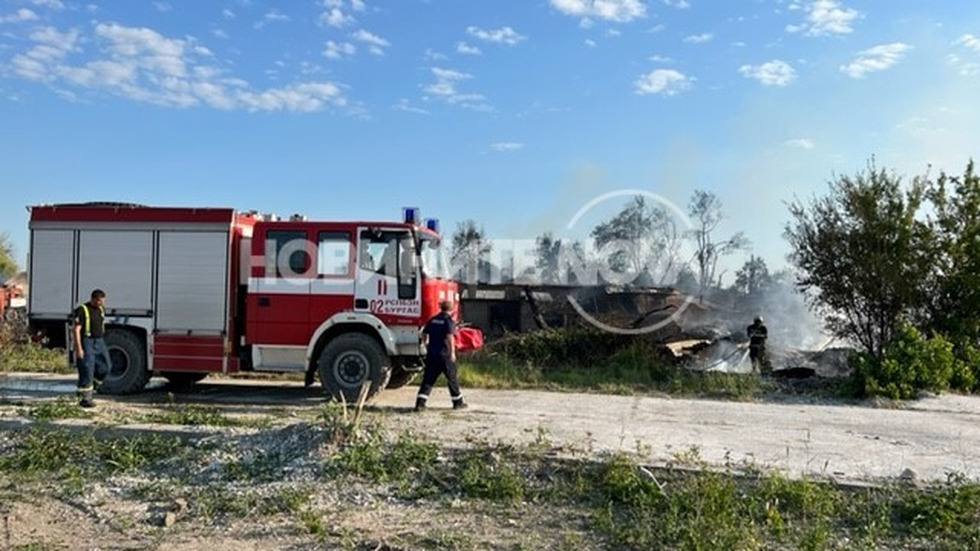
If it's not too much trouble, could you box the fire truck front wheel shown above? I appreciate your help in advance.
[101,329,151,395]
[317,333,391,403]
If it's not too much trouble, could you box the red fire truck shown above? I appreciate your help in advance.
[27,202,465,401]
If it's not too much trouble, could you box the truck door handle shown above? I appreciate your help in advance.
[258,297,271,307]
[355,299,368,309]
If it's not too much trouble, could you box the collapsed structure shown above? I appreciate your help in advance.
[461,283,844,376]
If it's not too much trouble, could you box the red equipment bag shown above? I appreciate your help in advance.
[456,326,484,353]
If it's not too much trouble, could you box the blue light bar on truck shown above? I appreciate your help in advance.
[403,207,420,225]
[425,218,439,233]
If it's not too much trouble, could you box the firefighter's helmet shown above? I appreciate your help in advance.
[754,316,764,324]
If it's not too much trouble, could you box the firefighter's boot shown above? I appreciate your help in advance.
[78,390,95,408]
[414,397,427,412]
[452,398,468,410]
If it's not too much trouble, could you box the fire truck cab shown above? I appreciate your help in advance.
[27,203,461,402]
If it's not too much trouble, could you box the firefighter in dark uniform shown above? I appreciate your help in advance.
[415,300,467,411]
[73,289,111,408]
[747,316,769,373]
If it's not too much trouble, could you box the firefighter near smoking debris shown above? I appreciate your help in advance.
[73,289,111,408]
[415,301,467,411]
[747,316,769,373]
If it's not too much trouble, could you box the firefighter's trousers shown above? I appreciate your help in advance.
[416,355,463,405]
[76,337,110,395]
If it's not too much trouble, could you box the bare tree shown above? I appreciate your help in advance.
[733,255,771,297]
[590,196,684,285]
[535,232,585,285]
[451,220,492,284]
[687,190,749,295]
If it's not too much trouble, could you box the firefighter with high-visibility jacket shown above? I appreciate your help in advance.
[72,289,110,407]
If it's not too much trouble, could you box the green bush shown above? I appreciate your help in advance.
[462,335,764,399]
[0,316,69,373]
[896,473,980,539]
[953,342,980,393]
[493,328,642,368]
[851,325,957,399]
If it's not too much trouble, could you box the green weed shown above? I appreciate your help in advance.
[143,404,239,427]
[24,397,91,421]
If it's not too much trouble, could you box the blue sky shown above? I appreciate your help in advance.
[1,0,979,280]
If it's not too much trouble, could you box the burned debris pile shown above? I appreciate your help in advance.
[462,283,850,379]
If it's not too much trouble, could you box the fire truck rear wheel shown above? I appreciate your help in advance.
[317,333,391,403]
[101,329,151,395]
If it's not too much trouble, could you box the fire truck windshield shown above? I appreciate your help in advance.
[420,234,451,280]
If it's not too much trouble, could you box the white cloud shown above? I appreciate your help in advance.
[663,0,690,8]
[264,10,290,22]
[222,9,236,20]
[323,40,356,59]
[683,32,713,44]
[254,9,291,29]
[786,0,858,36]
[10,26,79,80]
[212,28,229,39]
[318,0,364,28]
[351,29,389,55]
[423,66,490,110]
[236,82,345,112]
[738,59,796,86]
[299,61,322,75]
[584,39,596,48]
[785,138,815,149]
[947,35,980,75]
[153,2,172,13]
[456,41,481,55]
[550,0,646,23]
[490,142,524,152]
[947,53,980,77]
[634,69,693,96]
[955,34,980,54]
[31,0,65,9]
[649,54,672,62]
[840,42,911,78]
[320,8,352,27]
[424,48,448,61]
[466,26,526,46]
[317,0,364,27]
[0,9,39,24]
[394,98,430,115]
[428,67,470,90]
[9,22,347,112]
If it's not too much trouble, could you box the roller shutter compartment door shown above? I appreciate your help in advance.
[29,230,74,317]
[77,231,153,313]
[156,232,230,334]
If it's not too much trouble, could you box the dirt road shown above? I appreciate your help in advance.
[3,372,979,483]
